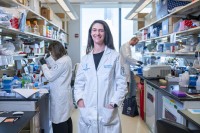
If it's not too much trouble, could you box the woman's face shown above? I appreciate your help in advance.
[91,23,105,45]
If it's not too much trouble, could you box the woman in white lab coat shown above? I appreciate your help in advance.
[74,20,127,133]
[40,42,73,133]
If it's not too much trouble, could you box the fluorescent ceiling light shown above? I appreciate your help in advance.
[56,0,70,12]
[125,0,152,20]
[140,8,152,13]
[127,13,137,20]
[56,0,78,20]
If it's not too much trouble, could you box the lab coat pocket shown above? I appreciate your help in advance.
[79,107,96,126]
[100,107,118,126]
[100,65,113,76]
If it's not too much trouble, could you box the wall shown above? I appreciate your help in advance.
[68,4,81,67]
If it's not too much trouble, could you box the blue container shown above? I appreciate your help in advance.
[189,75,198,87]
[137,67,143,74]
[2,77,13,93]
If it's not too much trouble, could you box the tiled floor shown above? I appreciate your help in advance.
[71,107,151,133]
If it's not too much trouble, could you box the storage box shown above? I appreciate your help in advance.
[156,0,191,19]
[28,0,40,15]
[55,13,65,19]
[41,7,53,21]
[37,20,47,25]
[162,19,169,35]
[144,1,156,26]
[51,13,63,28]
[133,13,147,32]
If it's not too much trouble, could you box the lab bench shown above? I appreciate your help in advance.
[0,111,37,133]
[0,93,50,133]
[136,74,200,133]
[178,109,200,130]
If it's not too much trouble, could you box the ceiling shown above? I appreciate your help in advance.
[42,0,139,4]
[40,0,139,20]
[69,0,139,4]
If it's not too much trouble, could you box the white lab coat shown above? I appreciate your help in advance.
[42,55,74,124]
[120,42,138,82]
[74,46,127,133]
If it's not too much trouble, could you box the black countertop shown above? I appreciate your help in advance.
[137,74,200,102]
[178,109,200,128]
[0,111,37,133]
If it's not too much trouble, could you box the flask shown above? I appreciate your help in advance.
[196,75,200,90]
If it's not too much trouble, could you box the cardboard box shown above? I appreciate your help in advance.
[28,0,40,14]
[51,13,63,28]
[56,13,65,19]
[41,7,53,20]
[133,13,147,31]
[37,20,47,25]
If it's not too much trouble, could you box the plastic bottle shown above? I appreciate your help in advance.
[2,73,7,80]
[184,70,190,87]
[12,76,22,89]
[1,74,7,89]
[29,61,34,73]
[26,20,31,32]
[179,71,189,87]
[196,75,200,90]
[33,21,39,35]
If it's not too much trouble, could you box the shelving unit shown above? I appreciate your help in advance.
[130,0,200,57]
[0,0,74,62]
[139,0,200,31]
[145,52,195,56]
[135,0,200,44]
[0,0,68,44]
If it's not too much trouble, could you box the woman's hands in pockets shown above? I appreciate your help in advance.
[77,99,85,108]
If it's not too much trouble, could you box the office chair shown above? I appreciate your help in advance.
[156,119,192,133]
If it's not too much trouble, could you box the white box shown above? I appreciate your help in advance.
[28,0,40,14]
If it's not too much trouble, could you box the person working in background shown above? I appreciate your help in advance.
[40,42,73,133]
[74,20,127,133]
[120,37,143,97]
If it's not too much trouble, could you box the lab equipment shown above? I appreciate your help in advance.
[143,65,171,78]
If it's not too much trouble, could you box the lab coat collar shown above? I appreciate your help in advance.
[97,46,111,71]
[88,46,111,71]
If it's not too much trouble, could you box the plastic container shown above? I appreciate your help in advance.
[189,75,197,87]
[137,67,143,74]
[12,76,22,89]
[2,77,13,93]
[196,75,200,90]
[179,71,189,87]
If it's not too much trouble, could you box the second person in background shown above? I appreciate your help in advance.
[40,42,74,133]
[74,20,127,133]
[120,37,143,97]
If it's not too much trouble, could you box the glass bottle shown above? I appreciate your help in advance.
[17,70,22,78]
